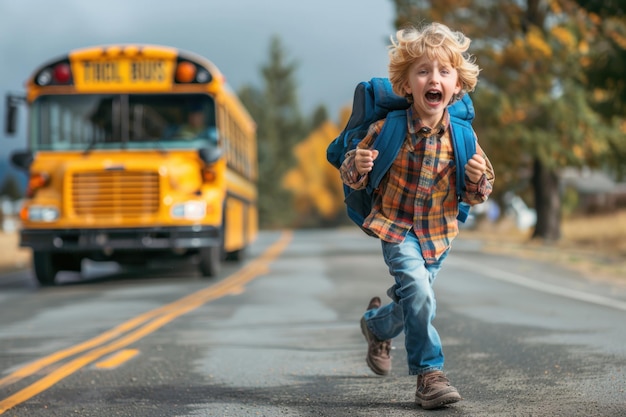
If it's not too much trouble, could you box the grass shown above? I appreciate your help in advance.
[561,210,626,255]
[463,209,626,285]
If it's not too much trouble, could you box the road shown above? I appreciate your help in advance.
[0,228,624,416]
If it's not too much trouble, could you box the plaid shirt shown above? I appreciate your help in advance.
[340,107,494,263]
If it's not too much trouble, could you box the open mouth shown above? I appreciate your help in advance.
[425,90,442,103]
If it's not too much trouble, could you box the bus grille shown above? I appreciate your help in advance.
[72,171,160,219]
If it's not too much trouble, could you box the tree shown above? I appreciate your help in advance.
[238,36,307,228]
[0,174,22,201]
[282,121,345,227]
[391,0,626,241]
[309,105,330,131]
[571,0,626,179]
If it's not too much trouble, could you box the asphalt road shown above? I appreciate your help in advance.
[0,228,624,416]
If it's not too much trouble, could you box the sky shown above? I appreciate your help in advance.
[0,0,396,161]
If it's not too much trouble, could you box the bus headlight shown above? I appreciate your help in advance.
[24,205,60,222]
[171,201,206,220]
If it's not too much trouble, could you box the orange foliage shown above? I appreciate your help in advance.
[608,29,626,49]
[551,26,576,50]
[526,27,553,58]
[282,120,345,221]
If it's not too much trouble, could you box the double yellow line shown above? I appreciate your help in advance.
[0,231,292,414]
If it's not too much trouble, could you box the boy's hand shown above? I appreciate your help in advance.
[355,149,379,175]
[465,154,487,183]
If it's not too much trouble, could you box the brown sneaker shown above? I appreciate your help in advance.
[415,371,462,410]
[359,297,391,375]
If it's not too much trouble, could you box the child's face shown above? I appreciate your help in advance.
[403,55,461,126]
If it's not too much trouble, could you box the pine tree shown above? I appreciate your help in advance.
[309,105,329,131]
[238,36,306,228]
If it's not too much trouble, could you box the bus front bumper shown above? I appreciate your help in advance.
[19,226,221,252]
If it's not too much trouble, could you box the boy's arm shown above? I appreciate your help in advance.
[463,143,495,205]
[340,149,369,190]
[339,121,382,190]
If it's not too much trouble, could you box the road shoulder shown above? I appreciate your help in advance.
[0,232,30,273]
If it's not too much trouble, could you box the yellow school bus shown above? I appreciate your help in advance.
[5,44,258,285]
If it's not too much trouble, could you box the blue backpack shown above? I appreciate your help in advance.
[326,77,476,234]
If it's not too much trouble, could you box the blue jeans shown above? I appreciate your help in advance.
[363,230,449,375]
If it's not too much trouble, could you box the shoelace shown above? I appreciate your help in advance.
[372,339,391,356]
[422,372,450,387]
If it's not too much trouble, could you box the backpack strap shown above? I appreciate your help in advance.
[348,110,477,225]
[367,110,407,192]
[343,110,407,229]
[449,116,477,223]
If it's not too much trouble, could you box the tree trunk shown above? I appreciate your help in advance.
[531,158,561,241]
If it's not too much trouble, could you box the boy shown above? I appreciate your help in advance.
[340,22,495,410]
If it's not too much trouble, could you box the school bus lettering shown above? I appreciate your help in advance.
[130,61,165,82]
[73,58,174,91]
[83,61,122,83]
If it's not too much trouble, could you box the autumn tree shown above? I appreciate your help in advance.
[391,0,626,241]
[238,36,307,228]
[282,121,346,228]
[309,105,330,131]
[571,0,626,179]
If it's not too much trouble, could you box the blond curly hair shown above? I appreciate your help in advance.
[388,23,480,100]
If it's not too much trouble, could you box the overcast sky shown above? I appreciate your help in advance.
[0,0,396,143]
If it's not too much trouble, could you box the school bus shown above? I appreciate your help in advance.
[4,44,258,285]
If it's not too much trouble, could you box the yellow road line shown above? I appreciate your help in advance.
[94,349,140,369]
[0,231,292,414]
[0,307,165,388]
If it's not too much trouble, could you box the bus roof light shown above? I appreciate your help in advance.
[196,70,210,83]
[53,63,72,84]
[36,69,53,86]
[176,61,196,83]
[34,60,73,86]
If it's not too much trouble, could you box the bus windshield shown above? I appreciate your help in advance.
[29,93,217,152]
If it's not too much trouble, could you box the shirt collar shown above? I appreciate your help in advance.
[406,106,448,139]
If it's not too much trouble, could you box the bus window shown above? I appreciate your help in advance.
[30,94,217,151]
[129,94,216,143]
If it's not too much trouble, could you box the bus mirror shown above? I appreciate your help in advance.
[10,150,33,171]
[198,147,222,164]
[207,127,219,145]
[5,94,25,136]
[5,97,18,135]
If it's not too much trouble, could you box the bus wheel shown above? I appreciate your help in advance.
[198,246,221,278]
[55,254,82,272]
[33,251,59,286]
[225,247,246,262]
